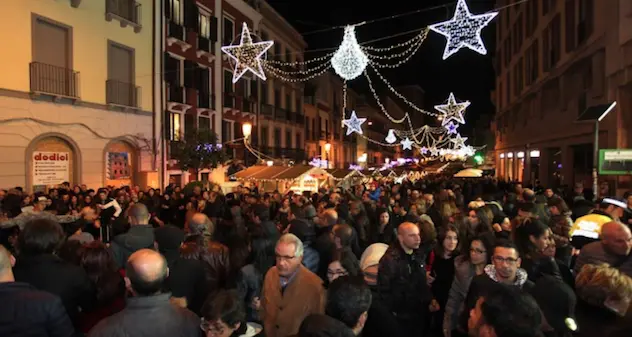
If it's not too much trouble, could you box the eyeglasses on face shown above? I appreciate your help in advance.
[492,256,518,264]
[327,269,348,277]
[470,248,486,254]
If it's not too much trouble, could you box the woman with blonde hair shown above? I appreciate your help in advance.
[574,264,632,337]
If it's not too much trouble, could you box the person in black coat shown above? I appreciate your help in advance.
[13,218,94,329]
[0,244,75,337]
[378,222,431,337]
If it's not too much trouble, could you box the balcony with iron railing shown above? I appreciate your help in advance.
[106,80,140,108]
[275,107,286,121]
[240,97,255,113]
[167,20,185,42]
[285,109,294,123]
[320,130,330,140]
[197,35,214,55]
[29,62,80,99]
[261,103,274,117]
[198,92,215,109]
[106,0,142,32]
[224,92,235,109]
[167,84,184,103]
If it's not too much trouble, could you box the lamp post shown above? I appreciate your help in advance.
[325,142,331,169]
[592,102,617,199]
[242,123,252,166]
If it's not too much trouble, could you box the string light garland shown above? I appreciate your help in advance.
[221,23,274,83]
[428,0,498,59]
[434,92,470,126]
[331,26,370,81]
[342,110,367,135]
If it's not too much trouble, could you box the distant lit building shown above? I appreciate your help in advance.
[493,0,632,190]
[0,0,159,191]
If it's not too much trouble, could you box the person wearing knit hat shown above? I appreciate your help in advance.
[359,243,388,286]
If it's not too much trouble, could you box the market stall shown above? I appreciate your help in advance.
[231,165,331,194]
[326,169,366,189]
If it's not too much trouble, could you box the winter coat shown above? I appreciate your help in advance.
[109,224,156,269]
[260,265,325,337]
[0,281,75,337]
[443,256,477,332]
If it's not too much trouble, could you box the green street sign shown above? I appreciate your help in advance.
[599,149,632,175]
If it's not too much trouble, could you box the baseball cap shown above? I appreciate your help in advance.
[602,197,632,213]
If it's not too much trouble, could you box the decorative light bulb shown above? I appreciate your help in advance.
[331,26,369,81]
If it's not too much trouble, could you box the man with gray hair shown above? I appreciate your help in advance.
[261,234,325,337]
[188,212,214,238]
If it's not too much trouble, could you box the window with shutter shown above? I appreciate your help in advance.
[210,16,218,42]
[184,0,199,31]
[199,11,211,38]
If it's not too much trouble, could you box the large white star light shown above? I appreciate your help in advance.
[343,110,367,135]
[400,137,414,151]
[221,23,274,83]
[428,0,498,60]
[435,93,470,126]
[331,26,369,81]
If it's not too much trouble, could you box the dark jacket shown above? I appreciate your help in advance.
[14,254,94,328]
[459,265,534,330]
[109,224,156,269]
[87,293,200,337]
[377,243,431,318]
[0,281,75,337]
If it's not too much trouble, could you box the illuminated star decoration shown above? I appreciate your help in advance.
[446,121,459,134]
[428,0,498,60]
[331,26,369,81]
[342,110,367,135]
[451,134,468,149]
[385,129,397,144]
[420,147,429,155]
[435,92,470,126]
[221,23,274,83]
[430,147,440,156]
[400,137,413,151]
[394,175,405,184]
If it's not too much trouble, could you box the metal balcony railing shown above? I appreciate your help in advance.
[106,0,141,26]
[197,36,213,54]
[106,80,140,108]
[167,21,185,41]
[224,93,235,108]
[167,84,184,103]
[198,92,214,109]
[275,107,286,121]
[29,62,80,98]
[295,114,305,125]
[261,103,274,117]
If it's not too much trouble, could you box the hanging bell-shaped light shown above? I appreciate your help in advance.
[385,129,397,144]
[331,26,368,81]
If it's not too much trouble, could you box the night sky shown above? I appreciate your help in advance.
[267,0,498,139]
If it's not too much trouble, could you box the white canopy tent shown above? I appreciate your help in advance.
[454,168,483,178]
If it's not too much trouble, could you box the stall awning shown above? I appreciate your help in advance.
[233,166,268,179]
[275,165,326,180]
[326,169,364,180]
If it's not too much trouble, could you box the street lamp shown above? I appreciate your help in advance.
[242,122,252,139]
[324,143,331,168]
[577,101,617,199]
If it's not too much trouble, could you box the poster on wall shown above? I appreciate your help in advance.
[106,152,131,179]
[32,151,70,186]
[599,149,632,175]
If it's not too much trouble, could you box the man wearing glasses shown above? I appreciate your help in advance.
[260,233,325,337]
[460,240,534,333]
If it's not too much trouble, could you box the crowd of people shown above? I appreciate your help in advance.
[0,177,631,337]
